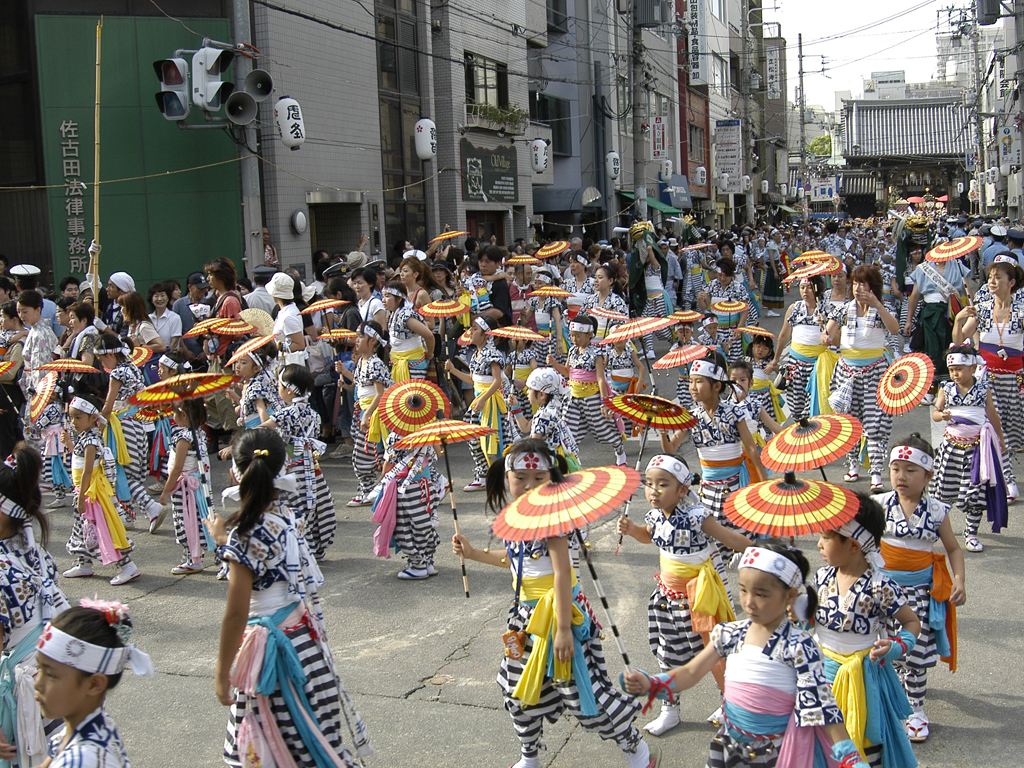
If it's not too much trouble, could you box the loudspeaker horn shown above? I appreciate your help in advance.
[225,91,257,125]
[244,69,274,101]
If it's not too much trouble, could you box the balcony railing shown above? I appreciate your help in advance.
[464,103,529,135]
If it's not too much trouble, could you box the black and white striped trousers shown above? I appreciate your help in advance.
[647,584,707,670]
[830,359,892,476]
[391,479,440,570]
[561,393,623,454]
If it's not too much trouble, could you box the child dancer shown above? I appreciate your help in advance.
[816,493,921,768]
[929,344,1007,553]
[668,321,700,409]
[382,281,433,382]
[0,444,70,767]
[63,394,139,586]
[157,399,212,575]
[507,336,539,400]
[547,314,627,466]
[149,353,191,486]
[511,367,580,471]
[606,338,648,397]
[220,339,283,459]
[35,384,73,509]
[624,544,868,768]
[746,334,786,427]
[271,364,337,561]
[345,322,391,507]
[523,272,565,362]
[34,601,154,766]
[214,428,371,765]
[453,439,660,768]
[617,454,752,736]
[877,434,966,744]
[728,360,783,445]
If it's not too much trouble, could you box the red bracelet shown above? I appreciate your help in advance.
[891,636,907,656]
[837,752,862,768]
[642,674,676,714]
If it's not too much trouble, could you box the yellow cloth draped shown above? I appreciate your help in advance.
[658,554,735,634]
[568,380,600,397]
[808,347,840,415]
[102,413,130,466]
[71,465,130,552]
[390,347,425,383]
[357,395,386,444]
[842,347,886,362]
[511,572,582,707]
[474,382,507,456]
[457,292,473,327]
[822,646,871,756]
[750,379,785,423]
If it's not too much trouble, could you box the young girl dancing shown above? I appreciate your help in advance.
[0,444,70,767]
[214,428,371,765]
[34,601,154,766]
[63,394,139,586]
[344,322,391,508]
[149,353,191,484]
[511,367,580,471]
[877,433,966,744]
[453,438,660,768]
[34,383,73,510]
[617,454,752,736]
[929,344,1007,553]
[624,544,869,768]
[219,339,283,459]
[815,493,921,768]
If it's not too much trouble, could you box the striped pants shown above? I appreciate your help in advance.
[171,483,206,562]
[830,360,891,476]
[717,328,742,362]
[498,599,642,760]
[351,408,381,496]
[121,418,159,518]
[783,357,814,422]
[928,440,990,537]
[465,402,510,481]
[699,477,741,603]
[890,582,938,710]
[647,585,707,670]
[41,455,70,499]
[283,461,337,561]
[561,394,623,454]
[989,371,1024,454]
[391,480,439,570]
[641,291,672,355]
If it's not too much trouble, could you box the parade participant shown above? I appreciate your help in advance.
[720,241,761,324]
[16,291,57,399]
[453,439,660,768]
[34,383,72,510]
[445,316,510,491]
[155,399,211,576]
[745,334,785,427]
[94,332,166,533]
[382,281,434,382]
[823,266,853,322]
[148,353,190,486]
[211,428,371,765]
[33,602,153,767]
[0,445,70,767]
[617,454,752,736]
[698,258,750,362]
[62,394,139,586]
[583,263,630,340]
[512,367,579,470]
[521,271,564,361]
[343,322,391,507]
[605,337,648,397]
[762,230,786,316]
[625,221,669,359]
[815,494,921,768]
[268,364,336,561]
[877,434,966,744]
[563,251,596,326]
[728,360,782,444]
[824,266,901,492]
[547,314,627,466]
[506,335,539,400]
[668,321,699,409]
[220,339,282,449]
[266,272,307,361]
[929,344,1008,553]
[623,544,866,768]
[903,249,968,393]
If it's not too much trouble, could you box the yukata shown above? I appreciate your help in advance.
[928,377,1011,540]
[814,566,916,768]
[106,362,158,522]
[508,346,538,396]
[667,344,694,410]
[498,536,643,762]
[830,302,892,478]
[463,273,493,318]
[0,522,70,767]
[67,427,133,567]
[583,291,629,339]
[706,279,749,361]
[465,342,510,481]
[974,299,1024,453]
[747,358,784,431]
[640,264,673,356]
[239,369,284,429]
[706,619,843,768]
[223,509,370,767]
[762,242,785,311]
[645,498,733,672]
[351,355,391,498]
[388,303,428,382]
[561,344,623,456]
[875,492,959,711]
[46,708,129,768]
[783,300,830,420]
[530,398,580,471]
[563,273,596,327]
[276,400,337,560]
[527,294,564,360]
[35,402,71,501]
[166,425,213,567]
[879,261,902,358]
[605,344,640,396]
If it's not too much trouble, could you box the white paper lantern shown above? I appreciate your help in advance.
[530,139,549,173]
[695,166,707,185]
[719,173,730,191]
[760,180,769,194]
[606,151,621,179]
[660,159,672,180]
[414,118,437,161]
[274,97,305,151]
[742,174,751,190]
[780,183,788,196]
[957,182,965,194]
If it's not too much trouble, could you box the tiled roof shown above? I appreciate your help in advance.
[842,99,972,158]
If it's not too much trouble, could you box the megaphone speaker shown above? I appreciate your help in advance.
[225,91,257,125]
[244,69,274,101]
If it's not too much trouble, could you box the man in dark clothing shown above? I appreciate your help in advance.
[479,246,512,325]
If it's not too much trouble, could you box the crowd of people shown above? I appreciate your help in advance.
[0,208,1009,766]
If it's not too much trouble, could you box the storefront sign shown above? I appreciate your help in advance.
[652,116,667,159]
[58,120,88,273]
[461,139,518,203]
[766,44,781,100]
[687,0,707,86]
[714,119,742,193]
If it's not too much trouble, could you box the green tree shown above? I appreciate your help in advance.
[807,134,832,157]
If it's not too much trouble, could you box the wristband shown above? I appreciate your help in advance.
[831,738,868,768]
[882,628,917,664]
[619,669,676,714]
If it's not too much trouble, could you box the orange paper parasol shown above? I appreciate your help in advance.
[670,309,703,324]
[419,299,467,319]
[319,328,358,342]
[926,235,983,263]
[711,299,749,314]
[378,380,451,436]
[506,255,541,266]
[225,335,277,367]
[429,229,468,244]
[724,472,859,536]
[790,250,831,266]
[29,372,58,420]
[36,359,100,374]
[0,362,16,378]
[588,307,629,321]
[129,373,237,407]
[488,326,546,342]
[604,394,696,430]
[601,316,676,344]
[680,243,715,252]
[182,317,228,339]
[133,406,173,424]
[528,286,572,299]
[535,240,570,259]
[653,345,709,369]
[129,347,153,368]
[302,298,349,315]
[210,318,255,337]
[783,257,843,283]
[735,325,775,338]
[762,414,863,473]
[877,353,934,415]
[456,329,473,346]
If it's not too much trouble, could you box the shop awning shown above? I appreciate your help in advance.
[777,204,800,214]
[618,190,682,215]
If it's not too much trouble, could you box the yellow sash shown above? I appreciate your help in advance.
[474,382,507,456]
[790,342,825,359]
[658,554,735,633]
[71,466,130,552]
[568,381,600,398]
[822,646,871,756]
[843,347,886,362]
[750,379,785,423]
[811,347,840,415]
[357,395,386,444]
[102,413,130,467]
[390,347,425,384]
[511,572,582,707]
[457,292,473,327]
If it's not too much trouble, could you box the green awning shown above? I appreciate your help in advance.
[778,204,800,214]
[618,190,682,216]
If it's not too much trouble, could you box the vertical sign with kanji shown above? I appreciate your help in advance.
[687,0,707,86]
[652,116,667,159]
[58,120,88,273]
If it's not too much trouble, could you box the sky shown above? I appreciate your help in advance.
[763,0,948,110]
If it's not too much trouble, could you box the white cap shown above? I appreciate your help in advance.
[403,249,428,262]
[267,272,295,300]
[10,264,41,278]
[992,224,1008,237]
[107,271,135,293]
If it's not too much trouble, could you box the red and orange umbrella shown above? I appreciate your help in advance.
[588,307,629,322]
[319,328,358,342]
[29,372,58,421]
[429,229,468,245]
[182,317,228,339]
[419,299,467,319]
[926,235,983,263]
[129,347,153,368]
[225,335,277,368]
[535,240,570,259]
[133,405,173,424]
[210,318,256,337]
[528,286,572,299]
[506,255,541,266]
[790,250,831,266]
[735,325,775,338]
[302,298,349,315]
[604,393,696,431]
[653,344,709,370]
[762,414,863,474]
[0,362,16,378]
[783,257,843,283]
[456,329,473,346]
[378,380,451,437]
[36,359,100,374]
[711,299,749,314]
[601,316,676,344]
[488,326,546,343]
[670,309,703,324]
[724,471,859,536]
[680,243,715,252]
[878,353,934,415]
[129,372,237,407]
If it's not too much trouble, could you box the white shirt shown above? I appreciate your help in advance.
[149,309,182,348]
[273,302,303,341]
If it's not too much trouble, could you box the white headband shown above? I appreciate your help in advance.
[361,324,387,346]
[279,377,302,395]
[739,546,803,588]
[222,468,299,503]
[569,321,594,334]
[994,254,1017,266]
[0,494,26,521]
[95,342,130,357]
[837,519,885,569]
[38,601,154,678]
[690,359,727,381]
[890,445,934,472]
[69,396,99,416]
[534,273,552,284]
[645,454,692,485]
[383,286,406,301]
[474,317,490,333]
[505,451,552,472]
[946,353,978,368]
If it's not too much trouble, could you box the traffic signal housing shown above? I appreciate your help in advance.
[191,47,235,111]
[153,57,190,121]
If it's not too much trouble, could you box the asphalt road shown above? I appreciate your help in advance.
[42,302,1024,768]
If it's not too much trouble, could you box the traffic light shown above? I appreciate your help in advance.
[153,57,190,121]
[191,47,235,111]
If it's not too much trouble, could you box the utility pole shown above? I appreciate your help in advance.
[232,0,264,270]
[631,0,647,220]
[798,33,808,222]
[741,0,753,224]
[971,19,987,215]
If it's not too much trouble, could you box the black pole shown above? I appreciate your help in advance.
[615,416,652,554]
[819,465,828,482]
[574,528,630,670]
[441,438,470,598]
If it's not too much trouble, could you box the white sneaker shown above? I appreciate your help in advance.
[148,504,169,534]
[964,535,984,553]
[62,562,94,579]
[615,450,628,466]
[766,310,780,317]
[47,496,68,509]
[706,705,723,726]
[921,393,935,405]
[110,561,140,586]
[1008,482,1019,502]
[643,703,681,736]
[462,479,486,492]
[645,349,656,360]
[427,563,438,576]
[346,495,371,508]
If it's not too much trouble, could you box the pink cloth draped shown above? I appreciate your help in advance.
[42,425,62,457]
[177,473,203,563]
[81,499,121,565]
[371,478,398,558]
[726,681,837,768]
[568,369,598,383]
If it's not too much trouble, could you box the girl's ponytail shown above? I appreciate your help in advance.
[230,428,286,535]
[0,442,46,545]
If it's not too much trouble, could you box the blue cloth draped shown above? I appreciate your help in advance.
[0,624,45,768]
[884,566,952,659]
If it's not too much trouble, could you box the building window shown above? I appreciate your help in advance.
[688,124,705,163]
[711,55,729,96]
[617,75,632,135]
[465,53,509,108]
[547,0,568,33]
[710,0,725,21]
[530,94,571,155]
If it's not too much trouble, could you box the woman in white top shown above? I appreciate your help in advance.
[147,282,182,352]
[266,272,306,356]
[119,291,165,354]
